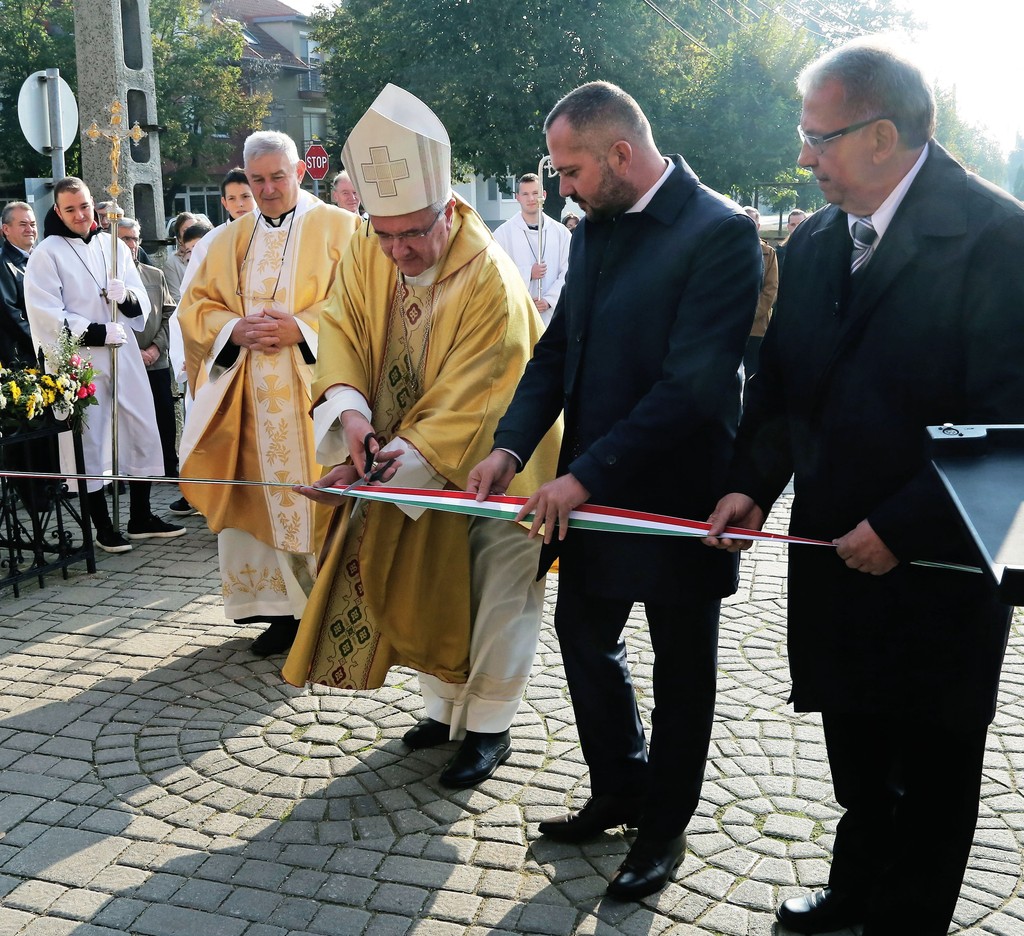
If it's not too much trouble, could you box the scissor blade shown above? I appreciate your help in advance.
[340,474,370,494]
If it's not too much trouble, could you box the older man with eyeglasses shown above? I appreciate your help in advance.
[707,36,1024,936]
[282,85,559,790]
[177,131,359,657]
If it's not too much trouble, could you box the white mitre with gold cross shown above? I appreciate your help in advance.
[342,83,451,217]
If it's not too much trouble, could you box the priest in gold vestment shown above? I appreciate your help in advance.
[178,131,358,656]
[283,85,560,789]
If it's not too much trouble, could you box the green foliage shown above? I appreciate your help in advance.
[0,0,79,183]
[933,84,1007,186]
[150,0,271,192]
[310,0,701,182]
[669,16,818,198]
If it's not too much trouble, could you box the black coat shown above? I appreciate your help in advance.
[0,240,36,367]
[494,155,762,602]
[731,143,1024,724]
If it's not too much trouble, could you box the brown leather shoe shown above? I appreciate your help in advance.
[537,794,644,843]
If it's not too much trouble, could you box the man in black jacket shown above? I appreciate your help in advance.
[707,37,1024,936]
[0,202,38,367]
[470,81,761,901]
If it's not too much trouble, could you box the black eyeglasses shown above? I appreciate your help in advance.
[374,206,445,246]
[797,116,893,153]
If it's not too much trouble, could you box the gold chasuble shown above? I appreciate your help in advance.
[178,194,359,557]
[282,198,560,690]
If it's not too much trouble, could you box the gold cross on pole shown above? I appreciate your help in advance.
[83,99,146,533]
[84,100,147,202]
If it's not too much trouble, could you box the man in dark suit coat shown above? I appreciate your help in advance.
[470,81,761,901]
[0,202,38,367]
[707,38,1024,936]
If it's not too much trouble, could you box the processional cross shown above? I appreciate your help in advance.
[83,100,147,528]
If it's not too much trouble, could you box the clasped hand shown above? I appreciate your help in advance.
[231,306,302,353]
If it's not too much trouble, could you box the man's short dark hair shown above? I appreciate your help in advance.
[182,221,213,245]
[53,177,89,202]
[798,38,935,148]
[543,81,651,148]
[517,173,540,190]
[221,168,249,197]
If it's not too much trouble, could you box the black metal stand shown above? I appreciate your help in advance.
[0,417,96,596]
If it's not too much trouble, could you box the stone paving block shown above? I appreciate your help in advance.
[4,880,67,912]
[405,921,467,936]
[218,885,283,920]
[516,901,580,935]
[308,903,372,935]
[131,903,248,936]
[315,871,376,907]
[168,878,232,912]
[2,829,129,887]
[368,882,430,915]
[45,888,113,921]
[363,914,412,936]
[9,916,80,936]
[0,909,34,936]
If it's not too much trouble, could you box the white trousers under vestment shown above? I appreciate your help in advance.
[419,515,544,737]
[218,528,316,621]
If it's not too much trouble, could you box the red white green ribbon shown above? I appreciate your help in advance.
[0,470,981,570]
[322,485,832,546]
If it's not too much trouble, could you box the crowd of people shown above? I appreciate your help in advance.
[2,34,1023,930]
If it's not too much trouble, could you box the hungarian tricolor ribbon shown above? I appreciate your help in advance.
[322,484,830,545]
[0,469,982,571]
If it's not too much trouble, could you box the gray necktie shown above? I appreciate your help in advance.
[850,216,877,273]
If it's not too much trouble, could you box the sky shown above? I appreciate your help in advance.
[283,0,1023,157]
[902,0,1023,155]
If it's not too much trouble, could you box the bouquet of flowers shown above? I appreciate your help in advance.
[0,331,99,435]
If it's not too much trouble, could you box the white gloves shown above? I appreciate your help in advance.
[105,322,128,346]
[105,278,127,304]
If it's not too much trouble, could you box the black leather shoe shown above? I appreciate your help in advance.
[250,619,299,658]
[403,717,451,750]
[606,833,685,901]
[438,730,511,788]
[776,887,865,934]
[538,794,644,843]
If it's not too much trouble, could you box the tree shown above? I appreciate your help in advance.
[150,0,271,199]
[933,84,1007,186]
[310,0,702,183]
[0,1,79,185]
[667,15,818,199]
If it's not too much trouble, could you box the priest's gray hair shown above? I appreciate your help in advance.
[428,193,455,216]
[243,131,300,168]
[117,217,141,234]
[798,37,935,148]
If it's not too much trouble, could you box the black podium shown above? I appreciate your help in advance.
[928,424,1024,606]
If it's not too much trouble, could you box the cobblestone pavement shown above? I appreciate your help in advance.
[1,486,1023,936]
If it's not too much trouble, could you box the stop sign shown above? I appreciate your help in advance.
[304,143,330,181]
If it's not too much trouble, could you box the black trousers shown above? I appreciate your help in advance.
[553,583,720,838]
[147,367,178,477]
[822,710,989,936]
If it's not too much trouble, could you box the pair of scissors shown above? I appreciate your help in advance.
[341,432,397,493]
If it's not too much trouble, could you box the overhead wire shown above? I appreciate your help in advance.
[637,0,718,56]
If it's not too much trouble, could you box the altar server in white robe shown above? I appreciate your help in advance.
[25,177,186,553]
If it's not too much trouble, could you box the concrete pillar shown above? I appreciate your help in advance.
[73,0,165,241]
